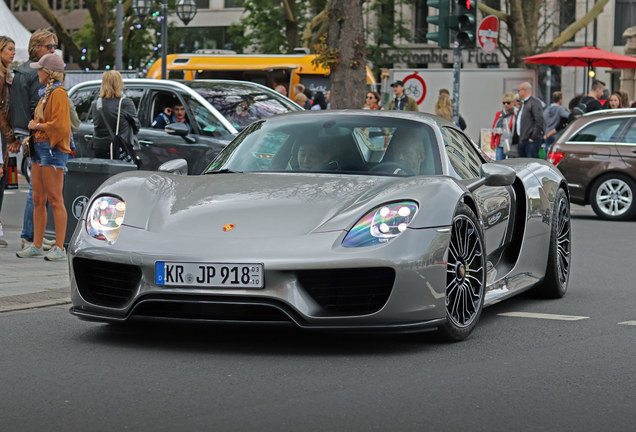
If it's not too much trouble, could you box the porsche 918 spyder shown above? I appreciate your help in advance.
[69,111,571,341]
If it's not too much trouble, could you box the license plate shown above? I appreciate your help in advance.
[155,262,264,288]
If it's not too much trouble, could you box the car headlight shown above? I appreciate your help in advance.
[342,201,418,247]
[86,196,126,243]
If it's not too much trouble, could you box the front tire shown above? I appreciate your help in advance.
[590,174,636,220]
[535,188,571,298]
[437,203,486,342]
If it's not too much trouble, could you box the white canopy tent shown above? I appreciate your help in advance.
[1,0,32,63]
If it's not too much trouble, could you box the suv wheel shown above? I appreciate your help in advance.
[590,174,636,220]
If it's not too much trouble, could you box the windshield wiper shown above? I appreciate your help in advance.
[206,168,243,174]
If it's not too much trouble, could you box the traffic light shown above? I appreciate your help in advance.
[426,0,451,49]
[453,0,478,48]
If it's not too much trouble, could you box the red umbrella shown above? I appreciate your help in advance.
[523,46,636,69]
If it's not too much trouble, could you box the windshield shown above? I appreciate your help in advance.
[204,114,441,177]
[185,81,300,131]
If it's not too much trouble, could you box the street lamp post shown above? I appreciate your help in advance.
[132,0,197,80]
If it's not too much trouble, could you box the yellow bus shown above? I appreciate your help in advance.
[146,52,376,100]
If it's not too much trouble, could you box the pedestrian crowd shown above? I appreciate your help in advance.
[0,29,145,257]
[490,79,634,161]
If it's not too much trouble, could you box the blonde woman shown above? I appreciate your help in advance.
[17,54,71,260]
[89,70,139,160]
[434,92,453,122]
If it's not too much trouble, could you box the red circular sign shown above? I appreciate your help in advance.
[478,15,499,53]
[402,72,426,105]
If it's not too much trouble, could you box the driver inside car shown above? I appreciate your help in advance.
[384,135,427,175]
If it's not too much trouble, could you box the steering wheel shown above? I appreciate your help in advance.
[369,161,415,176]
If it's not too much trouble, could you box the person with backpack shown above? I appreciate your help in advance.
[573,79,605,116]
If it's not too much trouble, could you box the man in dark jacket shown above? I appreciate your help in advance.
[6,29,58,250]
[513,82,544,158]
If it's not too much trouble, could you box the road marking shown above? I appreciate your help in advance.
[498,312,589,321]
[618,321,636,326]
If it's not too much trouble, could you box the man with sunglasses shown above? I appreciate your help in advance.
[5,29,58,250]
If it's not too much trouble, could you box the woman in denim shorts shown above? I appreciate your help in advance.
[17,53,71,261]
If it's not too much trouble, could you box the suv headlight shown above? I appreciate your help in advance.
[342,201,418,247]
[86,196,126,243]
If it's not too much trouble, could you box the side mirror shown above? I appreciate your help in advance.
[158,158,188,175]
[165,122,189,137]
[481,163,516,186]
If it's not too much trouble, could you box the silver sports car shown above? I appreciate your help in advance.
[69,111,571,341]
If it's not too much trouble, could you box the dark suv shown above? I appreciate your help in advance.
[548,108,636,220]
[68,79,302,174]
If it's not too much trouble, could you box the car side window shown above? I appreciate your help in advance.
[123,87,144,111]
[441,127,482,180]
[70,88,98,122]
[618,119,636,143]
[570,118,625,143]
[183,95,234,140]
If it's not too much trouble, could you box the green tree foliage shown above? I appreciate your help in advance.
[228,0,327,53]
[364,0,412,74]
[28,0,169,70]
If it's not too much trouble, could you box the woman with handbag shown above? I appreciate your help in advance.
[89,71,140,162]
[491,92,516,160]
[17,54,71,260]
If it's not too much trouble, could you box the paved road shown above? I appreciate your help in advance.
[1,188,635,431]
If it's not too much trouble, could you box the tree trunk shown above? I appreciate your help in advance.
[282,0,299,53]
[328,0,367,109]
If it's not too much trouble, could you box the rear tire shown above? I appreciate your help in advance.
[535,188,571,298]
[590,174,636,220]
[437,203,486,342]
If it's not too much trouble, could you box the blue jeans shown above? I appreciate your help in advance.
[21,159,34,242]
[495,146,506,160]
[518,140,542,158]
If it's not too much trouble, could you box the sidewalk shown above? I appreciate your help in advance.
[0,226,71,312]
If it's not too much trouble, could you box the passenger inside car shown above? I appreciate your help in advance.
[151,95,191,131]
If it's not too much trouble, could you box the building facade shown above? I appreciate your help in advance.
[7,0,636,101]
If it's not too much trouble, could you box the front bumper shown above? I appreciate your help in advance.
[69,224,451,330]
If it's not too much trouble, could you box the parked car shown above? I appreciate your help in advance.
[548,108,636,220]
[69,111,571,342]
[67,79,302,174]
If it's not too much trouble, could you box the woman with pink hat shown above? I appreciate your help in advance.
[16,53,71,261]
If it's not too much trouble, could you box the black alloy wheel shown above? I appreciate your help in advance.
[535,187,571,298]
[438,203,486,342]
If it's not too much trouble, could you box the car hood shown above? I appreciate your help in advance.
[100,172,464,238]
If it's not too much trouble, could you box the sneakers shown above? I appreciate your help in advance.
[20,238,33,250]
[0,238,7,248]
[44,245,67,261]
[42,238,56,251]
[16,244,44,258]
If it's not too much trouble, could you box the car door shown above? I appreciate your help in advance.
[561,117,628,194]
[613,116,636,175]
[441,126,513,260]
[136,88,231,174]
